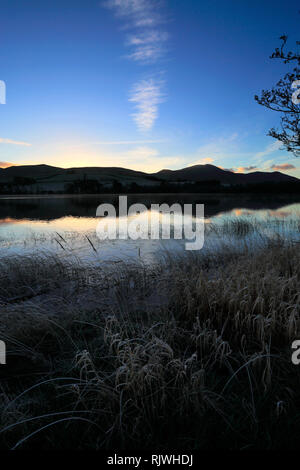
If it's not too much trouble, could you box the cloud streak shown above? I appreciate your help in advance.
[0,138,31,146]
[126,31,168,64]
[270,163,296,171]
[104,0,168,130]
[105,0,168,65]
[254,141,281,160]
[105,0,162,29]
[129,78,165,131]
[235,166,258,173]
[93,139,164,145]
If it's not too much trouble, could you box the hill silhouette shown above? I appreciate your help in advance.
[0,163,298,193]
[154,164,298,184]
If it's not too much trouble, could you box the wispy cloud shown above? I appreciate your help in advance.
[222,168,235,172]
[188,134,239,164]
[98,139,164,145]
[129,78,165,131]
[120,146,183,172]
[190,137,290,173]
[104,0,169,130]
[126,31,168,64]
[86,139,164,146]
[0,138,31,146]
[104,0,168,65]
[63,139,165,149]
[235,166,258,173]
[127,44,165,63]
[105,0,162,29]
[254,141,281,159]
[270,163,296,171]
[221,165,258,173]
[252,141,294,172]
[127,31,168,46]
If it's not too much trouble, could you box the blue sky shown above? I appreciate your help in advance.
[0,0,300,174]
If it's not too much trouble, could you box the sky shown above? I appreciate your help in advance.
[0,0,300,175]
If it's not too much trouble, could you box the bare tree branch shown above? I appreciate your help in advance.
[255,34,300,157]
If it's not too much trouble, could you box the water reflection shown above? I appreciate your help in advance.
[0,194,300,262]
[1,193,300,222]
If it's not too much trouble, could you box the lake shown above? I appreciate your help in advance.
[1,193,300,263]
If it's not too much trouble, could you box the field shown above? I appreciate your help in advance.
[1,220,300,450]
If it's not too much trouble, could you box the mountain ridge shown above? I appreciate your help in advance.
[152,164,299,184]
[0,163,298,188]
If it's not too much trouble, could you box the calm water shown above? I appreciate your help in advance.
[0,194,300,263]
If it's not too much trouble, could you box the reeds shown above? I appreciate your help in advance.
[0,237,300,449]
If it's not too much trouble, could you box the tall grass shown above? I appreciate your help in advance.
[1,237,300,449]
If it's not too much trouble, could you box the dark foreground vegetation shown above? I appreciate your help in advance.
[2,178,300,195]
[1,239,300,449]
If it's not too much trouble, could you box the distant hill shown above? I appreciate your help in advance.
[0,164,152,181]
[0,164,160,190]
[0,164,62,180]
[153,164,299,184]
[0,163,298,192]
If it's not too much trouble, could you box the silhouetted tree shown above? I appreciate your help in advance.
[255,33,300,156]
[65,179,103,194]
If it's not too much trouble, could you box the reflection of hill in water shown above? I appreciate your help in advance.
[0,194,300,222]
